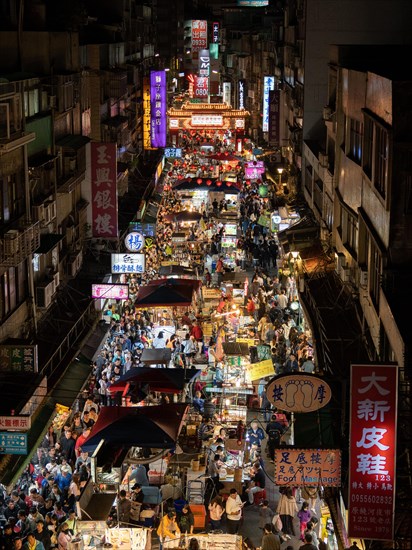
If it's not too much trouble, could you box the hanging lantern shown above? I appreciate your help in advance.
[168,171,173,177]
[246,179,251,186]
[257,178,262,184]
[253,160,257,166]
[226,181,232,187]
[197,178,202,185]
[206,179,212,186]
[182,162,187,168]
[201,165,206,171]
[174,160,179,166]
[216,180,222,187]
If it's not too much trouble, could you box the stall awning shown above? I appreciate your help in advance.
[172,178,241,193]
[140,348,171,365]
[223,342,250,356]
[35,233,64,254]
[82,403,188,452]
[158,265,196,277]
[135,278,201,308]
[164,211,202,222]
[277,215,319,253]
[109,365,200,394]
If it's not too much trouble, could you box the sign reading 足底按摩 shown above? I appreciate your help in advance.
[349,364,397,541]
[0,345,38,373]
[266,373,332,413]
[0,432,28,455]
[274,449,341,487]
[0,416,31,430]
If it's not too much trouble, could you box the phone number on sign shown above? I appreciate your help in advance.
[351,494,393,504]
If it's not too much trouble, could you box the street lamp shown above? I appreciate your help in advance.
[277,167,284,190]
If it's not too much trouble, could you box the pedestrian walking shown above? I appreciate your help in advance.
[276,488,298,538]
[225,489,244,534]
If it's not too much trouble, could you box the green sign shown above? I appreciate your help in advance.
[256,344,271,361]
[0,345,38,373]
[0,432,28,455]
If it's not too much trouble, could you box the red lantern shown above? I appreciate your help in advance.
[197,178,202,185]
[168,171,173,177]
[216,180,222,187]
[206,179,212,186]
[182,162,187,168]
[201,165,206,171]
[257,179,262,184]
[174,160,179,166]
[226,181,232,187]
[246,179,251,186]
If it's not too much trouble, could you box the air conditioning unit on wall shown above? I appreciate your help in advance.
[359,268,368,287]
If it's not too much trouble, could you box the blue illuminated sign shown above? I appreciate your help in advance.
[164,148,182,158]
[0,432,28,455]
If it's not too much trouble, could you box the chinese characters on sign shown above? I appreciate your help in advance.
[262,76,275,132]
[91,284,129,300]
[143,77,153,150]
[193,76,209,100]
[0,345,38,373]
[191,115,223,127]
[191,20,208,55]
[268,89,280,147]
[349,364,397,541]
[150,71,166,148]
[212,22,220,44]
[0,432,28,455]
[266,374,332,413]
[111,253,145,274]
[245,161,265,179]
[90,143,118,239]
[164,148,182,158]
[238,80,246,110]
[124,232,145,252]
[274,449,341,487]
[0,416,31,430]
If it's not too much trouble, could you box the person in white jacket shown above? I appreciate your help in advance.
[225,488,244,534]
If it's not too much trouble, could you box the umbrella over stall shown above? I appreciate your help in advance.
[134,278,201,308]
[81,402,188,452]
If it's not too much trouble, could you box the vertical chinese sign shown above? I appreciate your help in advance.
[90,142,118,239]
[349,364,398,541]
[143,77,152,150]
[150,70,167,148]
[268,89,280,147]
[262,76,275,132]
[194,76,209,101]
[191,20,208,57]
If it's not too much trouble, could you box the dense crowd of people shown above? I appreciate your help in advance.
[0,131,326,550]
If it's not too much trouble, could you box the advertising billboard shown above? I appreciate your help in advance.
[263,76,275,132]
[268,89,280,147]
[193,76,209,101]
[237,0,269,5]
[274,449,341,487]
[198,49,210,77]
[349,364,398,541]
[143,77,152,150]
[150,70,167,148]
[111,253,145,274]
[191,20,208,54]
[91,284,129,300]
[90,142,118,239]
[212,22,219,43]
[223,82,231,105]
[0,345,38,373]
[266,373,332,413]
[238,80,246,110]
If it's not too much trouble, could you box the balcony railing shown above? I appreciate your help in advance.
[1,220,41,267]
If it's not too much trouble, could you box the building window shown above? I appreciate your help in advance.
[369,240,381,308]
[0,262,27,321]
[1,173,25,225]
[362,116,373,179]
[349,118,362,164]
[340,208,358,257]
[374,125,388,199]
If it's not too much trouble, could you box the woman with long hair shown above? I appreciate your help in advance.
[276,487,298,538]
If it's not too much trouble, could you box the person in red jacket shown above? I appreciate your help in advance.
[190,321,204,355]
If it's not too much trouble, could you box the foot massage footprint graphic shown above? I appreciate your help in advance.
[285,379,315,409]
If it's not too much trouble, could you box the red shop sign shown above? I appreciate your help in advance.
[349,364,398,541]
[91,142,118,239]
